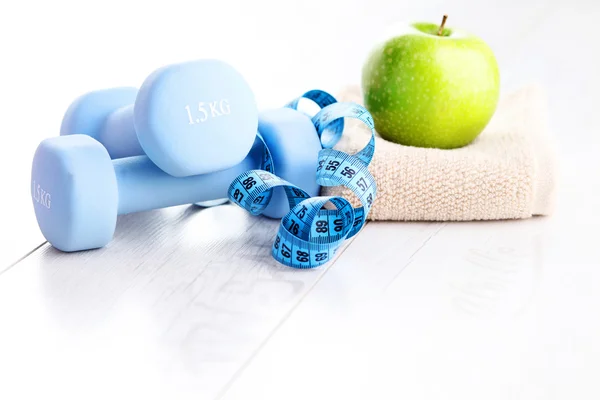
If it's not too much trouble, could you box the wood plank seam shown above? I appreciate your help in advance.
[383,222,447,292]
[214,221,369,400]
[0,241,47,276]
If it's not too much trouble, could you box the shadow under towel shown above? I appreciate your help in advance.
[322,85,558,221]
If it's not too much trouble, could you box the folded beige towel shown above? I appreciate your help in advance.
[322,85,557,221]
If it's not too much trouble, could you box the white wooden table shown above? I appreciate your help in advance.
[1,0,599,399]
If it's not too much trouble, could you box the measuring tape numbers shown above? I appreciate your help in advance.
[228,90,377,268]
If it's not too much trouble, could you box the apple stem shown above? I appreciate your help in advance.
[438,14,448,36]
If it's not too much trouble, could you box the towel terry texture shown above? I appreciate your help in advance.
[322,85,558,221]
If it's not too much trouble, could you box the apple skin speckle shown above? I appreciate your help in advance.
[361,22,500,149]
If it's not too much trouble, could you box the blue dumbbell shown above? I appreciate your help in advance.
[31,134,263,252]
[60,61,323,219]
[60,59,258,178]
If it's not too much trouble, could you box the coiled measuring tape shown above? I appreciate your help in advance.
[228,90,377,269]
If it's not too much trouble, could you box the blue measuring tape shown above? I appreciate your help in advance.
[228,90,377,268]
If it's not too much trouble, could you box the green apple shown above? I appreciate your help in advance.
[361,17,500,149]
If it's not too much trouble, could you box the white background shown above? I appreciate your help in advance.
[0,1,599,399]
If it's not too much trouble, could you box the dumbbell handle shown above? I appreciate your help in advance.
[98,103,232,207]
[115,142,260,215]
[99,104,144,159]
